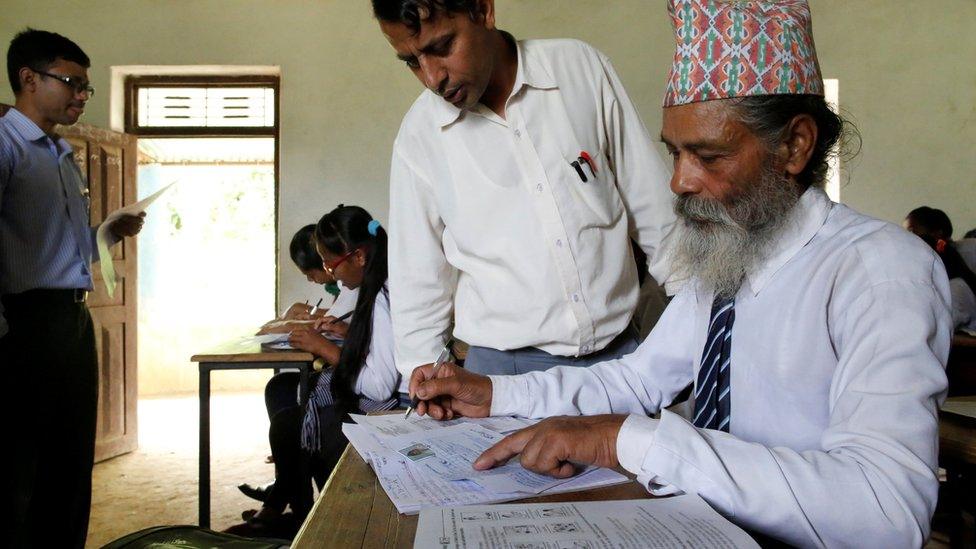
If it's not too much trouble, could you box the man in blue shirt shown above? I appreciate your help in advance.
[0,29,145,547]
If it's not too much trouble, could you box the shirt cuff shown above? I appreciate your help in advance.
[616,414,659,475]
[488,374,531,417]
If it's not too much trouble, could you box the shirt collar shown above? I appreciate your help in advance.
[5,107,47,142]
[4,107,73,154]
[745,186,833,296]
[435,36,558,128]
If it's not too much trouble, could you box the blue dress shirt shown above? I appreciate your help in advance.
[1,108,104,336]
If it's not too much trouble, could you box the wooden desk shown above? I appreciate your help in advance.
[292,445,650,548]
[191,338,315,528]
[939,396,976,546]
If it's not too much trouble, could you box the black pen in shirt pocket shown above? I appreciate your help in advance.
[570,150,598,182]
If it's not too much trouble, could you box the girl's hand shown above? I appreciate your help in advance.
[289,327,329,355]
[282,302,312,320]
[314,317,350,338]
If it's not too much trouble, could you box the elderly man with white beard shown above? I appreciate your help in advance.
[405,1,951,547]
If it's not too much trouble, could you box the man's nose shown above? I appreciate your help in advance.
[670,156,702,196]
[419,57,447,95]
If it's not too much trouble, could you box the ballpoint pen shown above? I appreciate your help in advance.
[405,340,453,419]
[308,298,323,316]
[328,310,353,324]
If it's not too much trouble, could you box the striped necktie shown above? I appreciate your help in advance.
[693,296,735,432]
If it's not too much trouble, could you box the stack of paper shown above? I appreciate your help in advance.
[343,414,630,515]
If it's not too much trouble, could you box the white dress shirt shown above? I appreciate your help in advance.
[489,188,951,548]
[354,285,407,400]
[388,38,676,373]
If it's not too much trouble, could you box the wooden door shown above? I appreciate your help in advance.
[59,124,139,463]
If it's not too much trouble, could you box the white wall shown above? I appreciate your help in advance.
[2,0,974,378]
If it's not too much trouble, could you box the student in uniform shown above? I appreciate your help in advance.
[258,224,358,334]
[260,225,359,419]
[905,207,976,332]
[229,205,405,538]
[278,224,343,320]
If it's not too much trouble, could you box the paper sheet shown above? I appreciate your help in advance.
[343,414,628,512]
[349,413,535,439]
[414,494,760,549]
[389,423,575,494]
[96,181,177,296]
[367,448,629,515]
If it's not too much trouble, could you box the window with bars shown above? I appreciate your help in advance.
[125,76,278,136]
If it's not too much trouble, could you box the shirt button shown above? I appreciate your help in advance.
[514,129,522,138]
[556,239,563,247]
[582,345,590,353]
[536,183,543,193]
[572,293,580,302]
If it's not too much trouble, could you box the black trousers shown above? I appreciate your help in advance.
[0,290,98,549]
[264,371,303,420]
[263,400,346,521]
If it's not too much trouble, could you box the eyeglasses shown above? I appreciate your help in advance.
[33,69,95,98]
[322,248,360,276]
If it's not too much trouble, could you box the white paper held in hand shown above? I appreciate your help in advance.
[95,181,177,297]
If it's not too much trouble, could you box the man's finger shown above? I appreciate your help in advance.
[521,439,577,479]
[408,363,436,399]
[416,374,462,400]
[473,429,533,470]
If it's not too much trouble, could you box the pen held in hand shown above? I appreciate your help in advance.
[308,298,324,317]
[405,341,454,419]
[328,310,353,324]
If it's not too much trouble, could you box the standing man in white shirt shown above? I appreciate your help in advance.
[408,1,951,546]
[372,0,677,377]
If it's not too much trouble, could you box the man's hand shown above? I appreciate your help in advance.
[109,212,146,238]
[473,415,627,478]
[409,362,493,420]
[288,327,329,355]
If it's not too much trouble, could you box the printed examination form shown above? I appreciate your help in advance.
[414,495,760,549]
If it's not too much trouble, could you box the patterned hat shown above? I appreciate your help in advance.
[663,0,824,107]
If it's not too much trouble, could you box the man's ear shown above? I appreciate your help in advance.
[17,66,36,93]
[779,113,818,178]
[477,0,497,29]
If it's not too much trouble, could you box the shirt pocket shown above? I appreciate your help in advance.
[561,149,623,229]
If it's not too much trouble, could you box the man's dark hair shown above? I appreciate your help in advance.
[372,0,481,34]
[907,206,953,241]
[7,28,90,94]
[731,94,858,189]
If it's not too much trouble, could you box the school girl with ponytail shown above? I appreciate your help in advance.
[228,205,405,538]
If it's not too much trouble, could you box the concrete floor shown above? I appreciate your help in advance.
[87,393,274,547]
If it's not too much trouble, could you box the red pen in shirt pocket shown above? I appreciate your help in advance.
[570,150,598,182]
[579,151,597,174]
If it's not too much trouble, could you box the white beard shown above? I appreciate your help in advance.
[671,164,802,300]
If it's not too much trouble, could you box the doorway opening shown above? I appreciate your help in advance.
[126,75,279,396]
